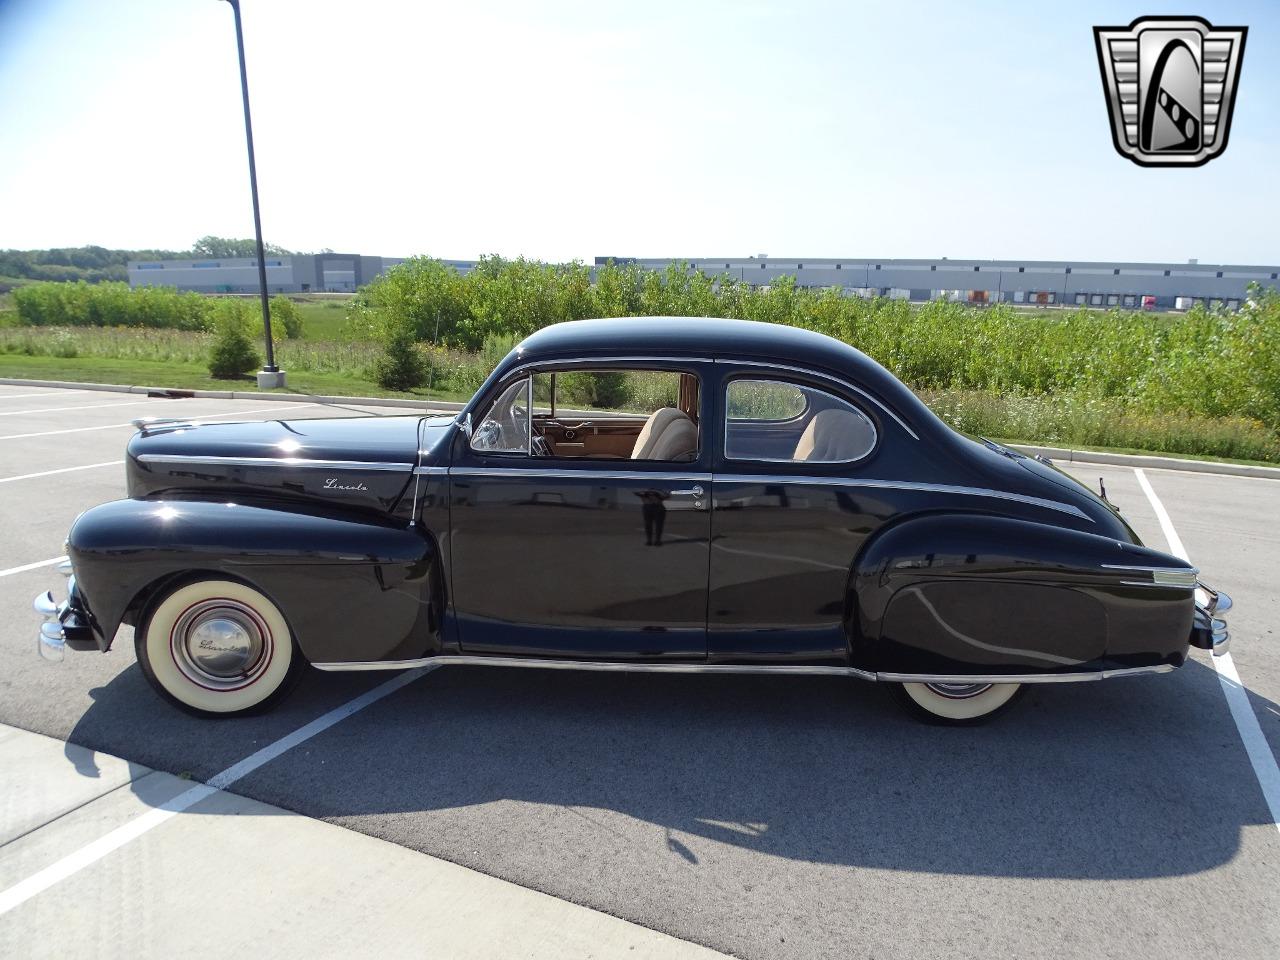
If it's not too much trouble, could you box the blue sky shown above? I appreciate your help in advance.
[0,1,1275,263]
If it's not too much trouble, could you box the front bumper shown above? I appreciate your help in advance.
[34,562,97,663]
[1188,582,1232,656]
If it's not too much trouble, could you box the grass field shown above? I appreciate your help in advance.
[292,297,358,340]
[0,353,469,403]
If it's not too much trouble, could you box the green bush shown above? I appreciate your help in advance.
[13,281,211,331]
[207,301,260,379]
[270,295,304,339]
[557,371,631,409]
[373,326,427,390]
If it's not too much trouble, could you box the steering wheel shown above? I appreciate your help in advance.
[495,402,525,449]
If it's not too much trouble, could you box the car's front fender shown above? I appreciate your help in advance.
[66,498,442,663]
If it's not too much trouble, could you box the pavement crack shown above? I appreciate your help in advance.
[0,770,163,851]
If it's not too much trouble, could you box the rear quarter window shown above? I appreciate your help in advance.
[725,378,877,463]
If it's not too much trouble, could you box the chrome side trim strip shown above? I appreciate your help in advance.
[1102,563,1195,571]
[137,454,412,471]
[877,664,1176,684]
[442,467,1087,519]
[313,655,1175,684]
[312,655,876,681]
[1099,664,1178,679]
[449,467,713,482]
[1101,563,1198,588]
[1102,563,1200,574]
[718,358,921,440]
[413,465,450,476]
[714,473,1092,521]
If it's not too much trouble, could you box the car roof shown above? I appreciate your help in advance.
[503,317,947,441]
[516,316,876,375]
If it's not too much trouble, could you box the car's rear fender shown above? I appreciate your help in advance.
[65,498,444,664]
[850,512,1197,677]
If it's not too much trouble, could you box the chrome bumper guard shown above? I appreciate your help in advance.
[34,560,94,663]
[1189,582,1232,657]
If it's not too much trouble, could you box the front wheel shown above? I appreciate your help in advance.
[136,578,302,717]
[893,681,1022,725]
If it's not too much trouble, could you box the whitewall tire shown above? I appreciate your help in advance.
[895,681,1022,725]
[136,579,301,717]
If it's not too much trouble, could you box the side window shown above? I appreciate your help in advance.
[470,368,702,462]
[470,377,531,454]
[725,378,877,463]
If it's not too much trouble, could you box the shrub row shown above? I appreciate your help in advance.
[15,281,210,330]
[13,281,305,339]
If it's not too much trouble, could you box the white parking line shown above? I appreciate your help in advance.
[0,665,434,916]
[1134,467,1280,835]
[1116,463,1280,485]
[0,391,93,400]
[0,461,124,484]
[0,403,316,441]
[0,555,67,578]
[0,399,174,417]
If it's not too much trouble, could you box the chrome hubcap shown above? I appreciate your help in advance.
[171,599,269,689]
[925,682,993,700]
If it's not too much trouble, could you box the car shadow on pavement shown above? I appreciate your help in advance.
[65,655,1275,880]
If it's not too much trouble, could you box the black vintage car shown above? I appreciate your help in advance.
[35,317,1231,723]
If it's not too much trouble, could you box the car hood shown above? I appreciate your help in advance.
[126,413,456,514]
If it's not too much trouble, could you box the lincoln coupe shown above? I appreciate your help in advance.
[35,317,1232,723]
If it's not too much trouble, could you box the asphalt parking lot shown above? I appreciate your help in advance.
[0,384,1277,959]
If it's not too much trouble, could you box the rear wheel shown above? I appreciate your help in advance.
[894,680,1022,725]
[136,578,302,717]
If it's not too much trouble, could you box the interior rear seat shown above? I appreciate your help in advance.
[792,408,875,462]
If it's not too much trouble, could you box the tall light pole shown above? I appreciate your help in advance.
[220,0,284,388]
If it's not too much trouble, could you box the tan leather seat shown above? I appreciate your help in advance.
[793,408,875,462]
[631,408,698,461]
[648,415,698,461]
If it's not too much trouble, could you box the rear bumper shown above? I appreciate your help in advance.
[1188,582,1232,656]
[33,562,98,663]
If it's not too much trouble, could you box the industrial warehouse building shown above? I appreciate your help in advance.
[602,257,1280,311]
[128,253,463,294]
[128,253,1279,310]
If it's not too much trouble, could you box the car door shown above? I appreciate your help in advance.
[707,370,883,666]
[448,367,713,661]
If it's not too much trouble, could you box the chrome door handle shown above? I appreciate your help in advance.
[671,484,704,497]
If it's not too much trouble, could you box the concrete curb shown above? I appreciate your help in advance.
[1008,443,1280,480]
[3,376,1277,480]
[0,376,466,412]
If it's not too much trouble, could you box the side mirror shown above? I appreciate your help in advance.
[458,412,473,439]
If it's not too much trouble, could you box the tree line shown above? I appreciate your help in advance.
[0,237,296,287]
